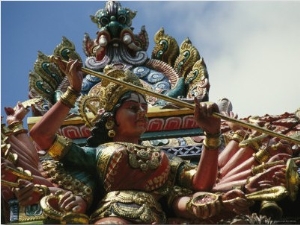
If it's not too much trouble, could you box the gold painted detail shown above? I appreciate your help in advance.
[174,38,200,78]
[90,190,166,224]
[41,160,93,207]
[48,134,72,160]
[167,185,193,208]
[125,143,161,171]
[152,28,179,66]
[40,192,89,224]
[186,192,221,219]
[179,164,197,189]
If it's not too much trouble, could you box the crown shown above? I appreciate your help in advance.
[79,67,144,127]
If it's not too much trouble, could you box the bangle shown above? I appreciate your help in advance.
[167,186,193,209]
[60,86,80,108]
[8,121,28,135]
[251,160,284,175]
[251,163,265,175]
[1,143,18,165]
[34,184,50,197]
[48,134,72,160]
[203,132,221,150]
[231,129,247,143]
[8,121,22,129]
[186,193,221,218]
[253,147,271,164]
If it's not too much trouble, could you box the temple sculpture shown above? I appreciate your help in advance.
[1,1,299,224]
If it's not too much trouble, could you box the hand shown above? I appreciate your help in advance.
[58,191,87,214]
[221,189,251,215]
[267,139,293,157]
[268,153,291,163]
[245,165,286,193]
[4,102,29,125]
[193,99,221,134]
[222,111,241,131]
[12,179,43,206]
[1,158,18,182]
[52,57,83,92]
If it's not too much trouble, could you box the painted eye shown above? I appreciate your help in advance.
[100,16,110,26]
[129,106,139,112]
[118,15,126,24]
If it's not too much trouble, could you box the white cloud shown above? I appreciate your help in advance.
[166,1,300,117]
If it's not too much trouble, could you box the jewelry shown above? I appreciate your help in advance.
[108,129,116,138]
[1,143,18,165]
[60,86,80,108]
[253,147,271,164]
[8,121,28,135]
[179,165,197,189]
[231,129,247,142]
[251,160,284,175]
[99,69,144,112]
[105,117,116,138]
[167,186,193,208]
[186,192,221,218]
[34,184,50,197]
[48,134,72,160]
[203,132,221,150]
[90,190,166,224]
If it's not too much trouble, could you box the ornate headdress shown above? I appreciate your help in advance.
[79,67,144,128]
[99,68,144,112]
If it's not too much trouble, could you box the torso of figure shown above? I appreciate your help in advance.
[96,142,171,193]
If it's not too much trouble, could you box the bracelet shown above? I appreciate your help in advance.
[251,163,265,175]
[34,184,50,197]
[253,147,271,164]
[8,121,28,135]
[48,134,72,160]
[1,143,18,165]
[203,132,221,150]
[60,86,80,108]
[231,129,247,143]
[251,160,284,175]
[167,186,193,209]
[186,193,221,218]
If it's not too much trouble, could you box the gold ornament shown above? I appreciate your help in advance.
[186,192,221,219]
[105,118,115,130]
[48,134,72,160]
[60,86,80,108]
[203,132,221,150]
[108,129,116,138]
[99,68,144,112]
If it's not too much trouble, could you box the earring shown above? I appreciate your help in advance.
[108,129,116,138]
[105,117,115,138]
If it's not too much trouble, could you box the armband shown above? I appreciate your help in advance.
[48,134,72,160]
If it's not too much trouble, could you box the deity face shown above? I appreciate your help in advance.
[114,92,148,141]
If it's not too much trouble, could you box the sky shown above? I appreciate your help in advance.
[1,1,300,127]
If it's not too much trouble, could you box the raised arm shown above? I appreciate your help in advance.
[29,58,83,150]
[192,99,221,191]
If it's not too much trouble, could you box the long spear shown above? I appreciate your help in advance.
[57,58,300,145]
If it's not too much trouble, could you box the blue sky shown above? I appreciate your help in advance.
[1,1,300,127]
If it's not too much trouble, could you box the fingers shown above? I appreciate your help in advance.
[13,180,35,205]
[59,191,78,211]
[4,107,14,116]
[194,99,217,117]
